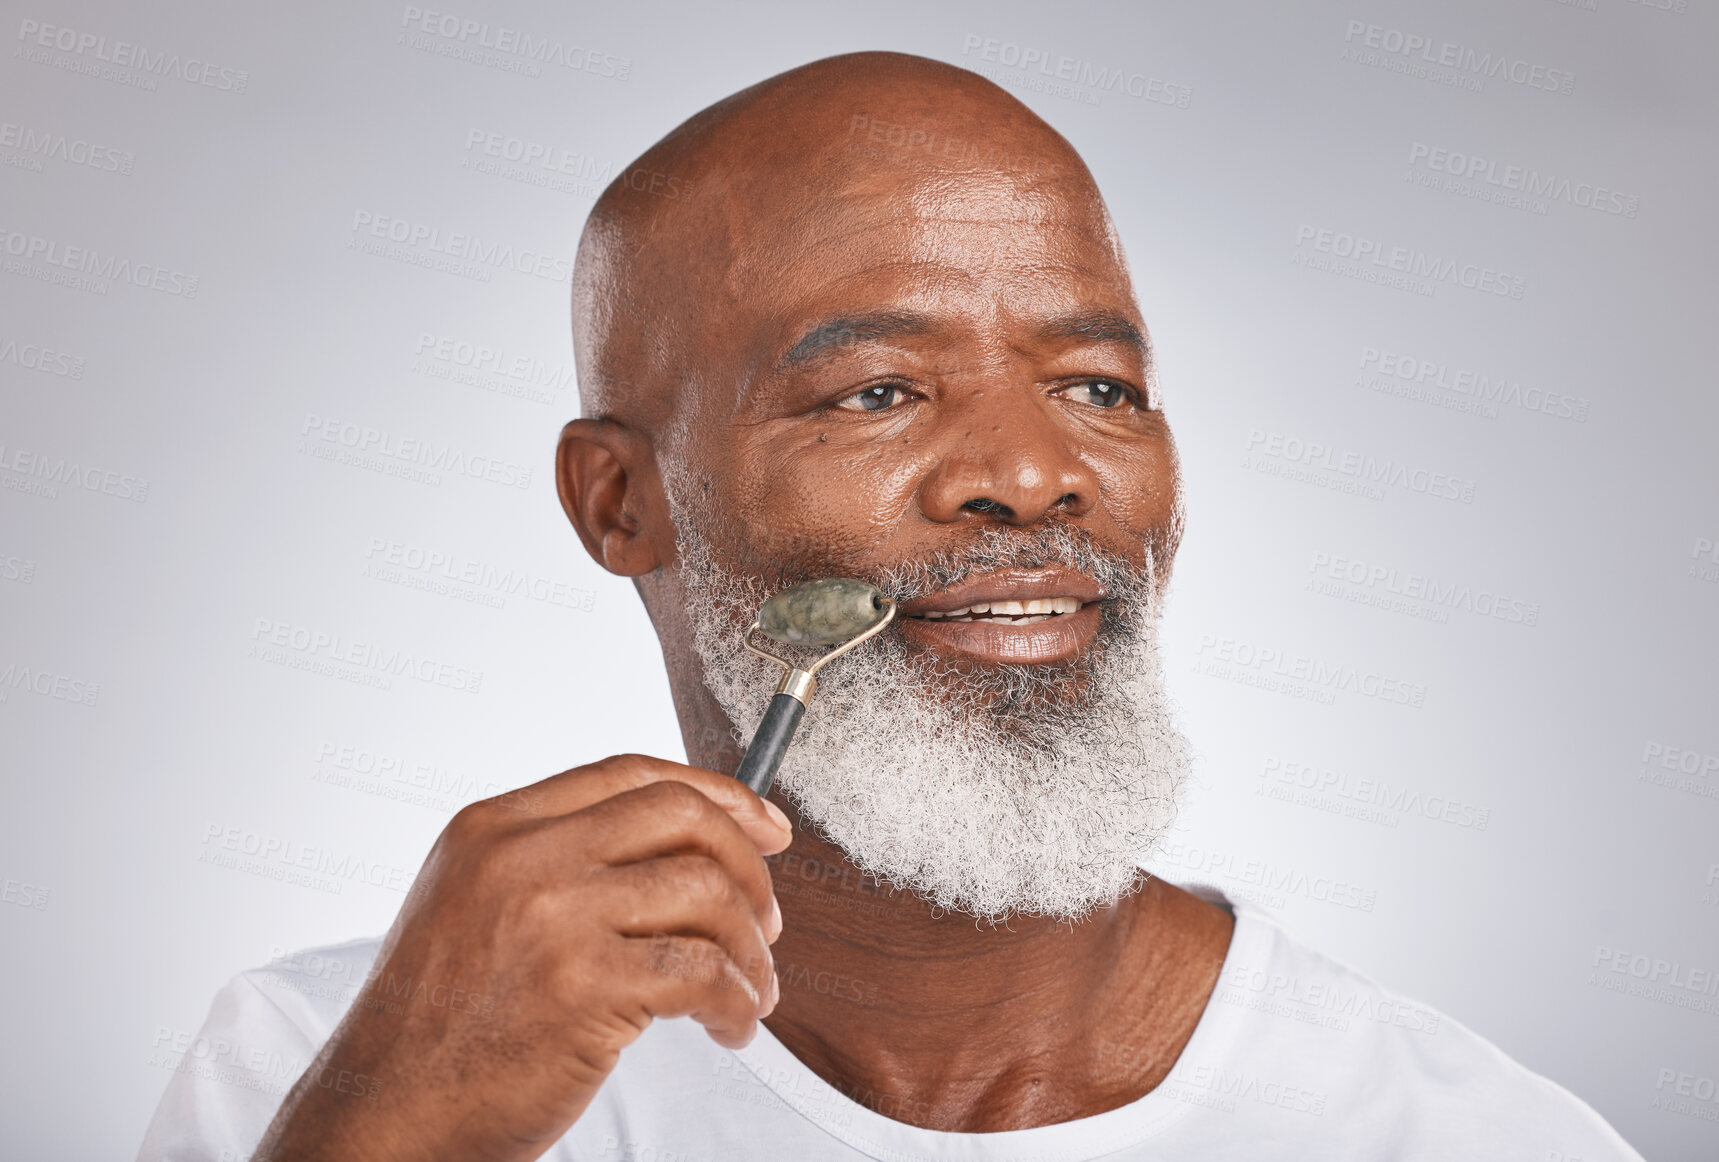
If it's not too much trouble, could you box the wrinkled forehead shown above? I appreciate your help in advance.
[702,160,1136,378]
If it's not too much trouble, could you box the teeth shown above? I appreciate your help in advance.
[917,597,1085,622]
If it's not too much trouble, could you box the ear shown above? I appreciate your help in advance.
[556,418,667,577]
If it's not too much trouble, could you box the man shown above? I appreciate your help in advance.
[140,52,1640,1161]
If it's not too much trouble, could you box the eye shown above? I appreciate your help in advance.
[835,384,906,413]
[1057,380,1132,409]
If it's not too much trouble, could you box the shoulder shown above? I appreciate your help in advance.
[137,937,384,1161]
[1201,902,1642,1160]
[233,935,384,1042]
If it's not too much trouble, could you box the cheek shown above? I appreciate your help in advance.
[728,437,936,567]
[1091,440,1179,537]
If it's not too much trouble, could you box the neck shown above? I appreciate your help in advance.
[760,811,1229,1132]
[668,647,1232,1133]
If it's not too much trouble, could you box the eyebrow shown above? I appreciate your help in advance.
[775,306,1150,370]
[779,311,939,368]
[1037,309,1149,359]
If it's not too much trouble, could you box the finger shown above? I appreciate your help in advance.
[621,933,775,1048]
[571,783,781,940]
[594,854,776,998]
[480,755,792,853]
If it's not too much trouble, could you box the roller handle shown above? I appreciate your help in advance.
[733,692,806,797]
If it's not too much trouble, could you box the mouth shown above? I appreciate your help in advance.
[913,596,1087,626]
[894,569,1104,664]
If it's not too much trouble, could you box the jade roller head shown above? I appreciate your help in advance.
[757,577,891,646]
[732,578,896,796]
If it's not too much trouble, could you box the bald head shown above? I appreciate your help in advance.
[571,51,1130,435]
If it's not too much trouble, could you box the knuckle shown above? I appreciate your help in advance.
[444,801,495,846]
[673,856,733,903]
[642,779,714,824]
[581,752,647,784]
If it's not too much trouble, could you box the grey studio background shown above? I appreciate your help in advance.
[1,0,1715,1157]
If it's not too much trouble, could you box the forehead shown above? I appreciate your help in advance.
[722,165,1134,344]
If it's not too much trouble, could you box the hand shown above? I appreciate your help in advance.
[252,755,790,1162]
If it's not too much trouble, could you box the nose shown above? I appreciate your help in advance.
[916,395,1100,526]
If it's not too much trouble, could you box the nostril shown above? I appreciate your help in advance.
[1055,493,1080,509]
[963,498,1015,518]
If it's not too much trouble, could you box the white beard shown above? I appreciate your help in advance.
[665,478,1190,924]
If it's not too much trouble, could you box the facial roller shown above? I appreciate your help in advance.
[732,578,896,797]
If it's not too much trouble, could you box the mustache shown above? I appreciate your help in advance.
[873,522,1151,603]
[730,520,1159,609]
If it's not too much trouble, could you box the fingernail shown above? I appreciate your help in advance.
[768,894,783,939]
[762,799,791,832]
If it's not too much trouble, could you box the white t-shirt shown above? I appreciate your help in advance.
[137,895,1641,1161]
